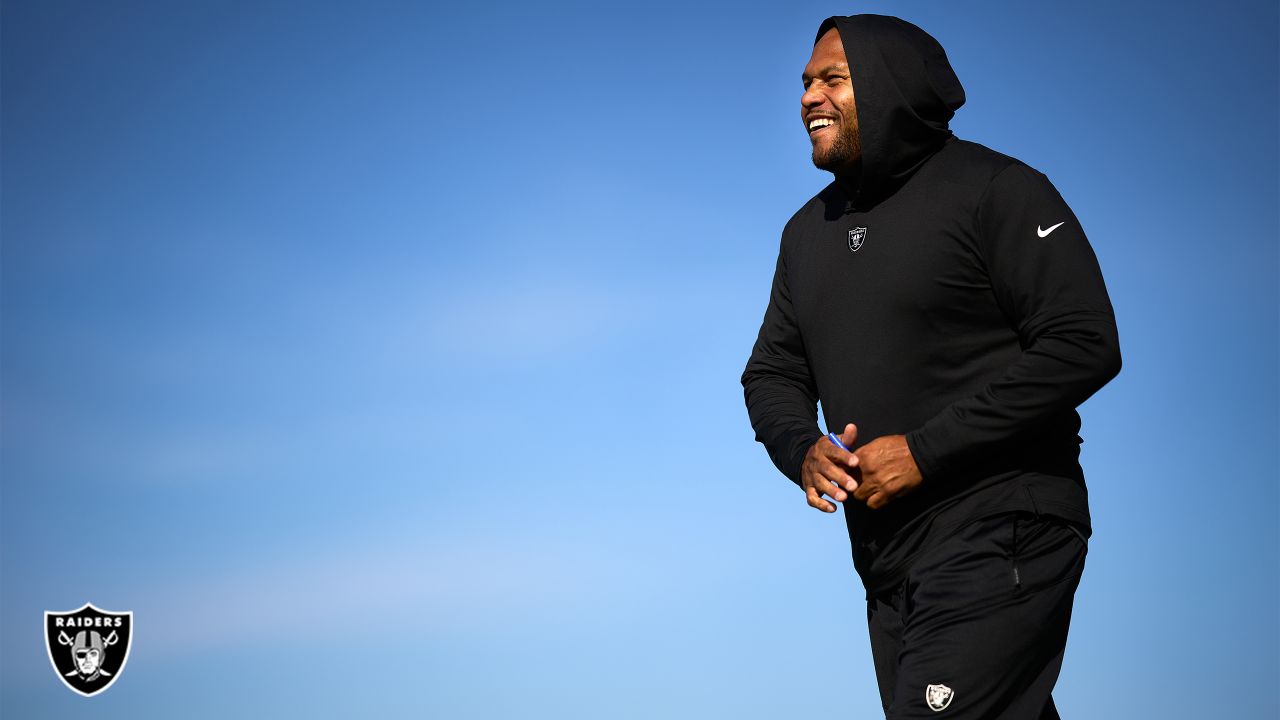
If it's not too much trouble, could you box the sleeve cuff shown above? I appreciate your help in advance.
[904,428,943,482]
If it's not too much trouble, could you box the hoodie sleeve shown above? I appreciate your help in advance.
[741,231,824,487]
[904,162,1122,481]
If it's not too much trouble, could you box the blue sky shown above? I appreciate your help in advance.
[2,1,1276,717]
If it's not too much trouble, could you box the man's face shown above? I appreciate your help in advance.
[76,648,101,675]
[802,27,860,172]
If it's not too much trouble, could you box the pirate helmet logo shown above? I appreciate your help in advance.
[848,227,868,252]
[926,683,954,711]
[45,602,133,697]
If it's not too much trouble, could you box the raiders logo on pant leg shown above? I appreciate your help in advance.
[926,683,955,711]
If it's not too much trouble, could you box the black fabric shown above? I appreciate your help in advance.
[865,511,1088,719]
[740,13,1120,595]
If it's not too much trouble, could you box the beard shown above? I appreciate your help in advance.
[811,121,861,173]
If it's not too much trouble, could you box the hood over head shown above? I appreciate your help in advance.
[814,14,965,207]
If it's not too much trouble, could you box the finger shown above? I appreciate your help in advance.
[817,462,856,496]
[866,491,890,510]
[808,468,846,503]
[824,428,859,469]
[840,423,858,449]
[805,487,837,513]
[816,473,848,503]
[819,443,859,481]
[839,460,864,492]
[853,477,876,502]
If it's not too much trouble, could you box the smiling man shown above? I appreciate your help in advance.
[741,14,1122,720]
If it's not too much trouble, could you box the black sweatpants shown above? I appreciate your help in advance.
[866,511,1089,719]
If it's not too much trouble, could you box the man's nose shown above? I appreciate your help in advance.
[801,87,825,109]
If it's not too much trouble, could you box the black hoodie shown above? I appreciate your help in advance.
[740,15,1122,597]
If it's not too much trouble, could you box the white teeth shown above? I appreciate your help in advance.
[809,118,835,130]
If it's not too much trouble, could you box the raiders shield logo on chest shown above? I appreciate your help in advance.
[848,226,867,252]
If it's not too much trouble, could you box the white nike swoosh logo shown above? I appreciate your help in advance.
[1037,222,1065,238]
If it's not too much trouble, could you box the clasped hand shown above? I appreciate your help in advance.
[800,423,923,513]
